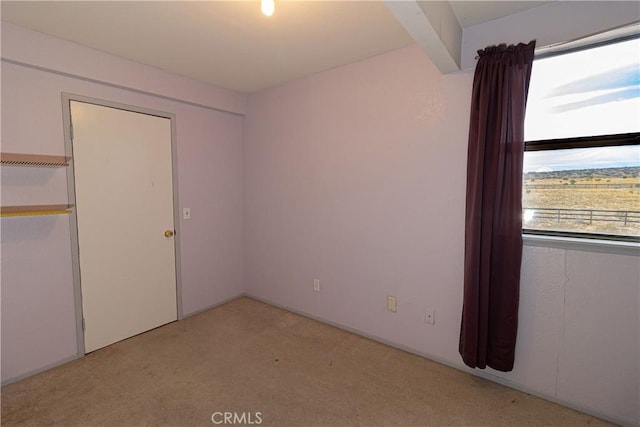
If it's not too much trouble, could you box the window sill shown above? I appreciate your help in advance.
[523,234,640,256]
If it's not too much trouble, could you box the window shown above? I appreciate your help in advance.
[523,35,640,242]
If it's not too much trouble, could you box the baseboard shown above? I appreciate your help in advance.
[1,293,247,387]
[182,292,247,318]
[471,371,635,427]
[1,354,81,387]
[4,294,634,426]
[245,293,636,427]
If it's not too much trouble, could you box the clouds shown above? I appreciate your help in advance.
[524,38,640,141]
[549,64,639,97]
[524,145,640,173]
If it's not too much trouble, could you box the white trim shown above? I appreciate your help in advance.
[182,292,247,318]
[523,234,640,256]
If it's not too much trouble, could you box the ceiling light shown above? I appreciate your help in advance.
[261,0,275,17]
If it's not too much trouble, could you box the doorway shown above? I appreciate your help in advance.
[64,96,180,353]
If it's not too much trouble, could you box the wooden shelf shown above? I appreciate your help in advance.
[1,153,72,217]
[1,153,70,167]
[1,205,74,217]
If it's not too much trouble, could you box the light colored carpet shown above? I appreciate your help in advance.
[2,297,609,426]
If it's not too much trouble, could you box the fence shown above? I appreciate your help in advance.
[523,208,640,226]
[524,183,639,190]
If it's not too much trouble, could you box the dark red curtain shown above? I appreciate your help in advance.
[459,40,536,372]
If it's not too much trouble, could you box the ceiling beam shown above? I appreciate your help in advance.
[385,0,461,74]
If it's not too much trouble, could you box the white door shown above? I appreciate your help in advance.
[70,101,177,353]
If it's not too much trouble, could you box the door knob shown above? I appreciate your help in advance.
[164,230,174,237]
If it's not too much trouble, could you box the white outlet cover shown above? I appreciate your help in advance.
[425,308,435,324]
[387,296,397,313]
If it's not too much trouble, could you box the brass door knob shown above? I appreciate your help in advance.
[164,230,174,237]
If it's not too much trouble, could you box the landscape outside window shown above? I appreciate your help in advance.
[523,36,640,240]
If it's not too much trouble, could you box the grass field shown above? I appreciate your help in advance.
[523,169,640,237]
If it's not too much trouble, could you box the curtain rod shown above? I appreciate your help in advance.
[535,21,639,59]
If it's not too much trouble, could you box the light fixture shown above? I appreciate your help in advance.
[261,0,275,17]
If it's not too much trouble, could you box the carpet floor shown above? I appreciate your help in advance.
[2,297,609,426]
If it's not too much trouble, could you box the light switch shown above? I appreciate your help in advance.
[183,208,191,220]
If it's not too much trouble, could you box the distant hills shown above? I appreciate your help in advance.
[525,166,640,180]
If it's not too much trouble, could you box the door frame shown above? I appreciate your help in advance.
[61,93,183,357]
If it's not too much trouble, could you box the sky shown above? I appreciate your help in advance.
[524,145,639,173]
[523,37,639,172]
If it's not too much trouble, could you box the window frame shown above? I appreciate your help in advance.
[523,34,640,244]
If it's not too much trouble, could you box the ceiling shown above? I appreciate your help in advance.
[1,1,551,94]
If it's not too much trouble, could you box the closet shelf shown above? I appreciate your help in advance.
[1,205,74,217]
[1,153,70,167]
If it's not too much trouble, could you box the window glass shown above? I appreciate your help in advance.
[523,36,640,240]
[523,146,640,237]
[525,38,640,141]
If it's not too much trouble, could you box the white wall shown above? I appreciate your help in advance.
[243,44,639,427]
[1,23,246,383]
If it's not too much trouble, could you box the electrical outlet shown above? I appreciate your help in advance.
[313,279,320,292]
[425,308,435,325]
[387,296,397,313]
